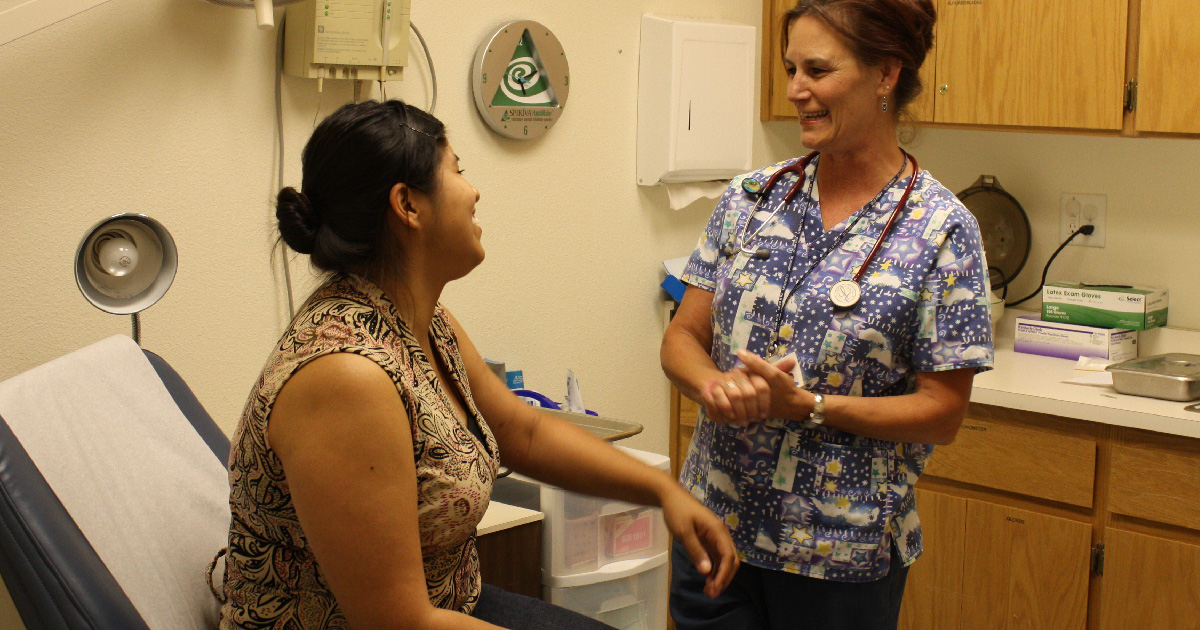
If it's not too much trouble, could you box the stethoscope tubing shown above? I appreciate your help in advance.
[738,150,920,350]
[736,152,818,256]
[849,151,919,284]
[737,150,919,280]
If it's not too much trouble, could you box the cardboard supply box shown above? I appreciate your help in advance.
[1014,315,1138,362]
[1041,283,1168,331]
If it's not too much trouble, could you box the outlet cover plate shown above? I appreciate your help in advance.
[1060,193,1106,248]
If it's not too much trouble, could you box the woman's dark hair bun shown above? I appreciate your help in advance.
[278,99,447,276]
[276,186,320,255]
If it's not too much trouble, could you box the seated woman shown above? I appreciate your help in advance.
[214,99,738,630]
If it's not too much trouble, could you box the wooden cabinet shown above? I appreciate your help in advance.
[477,521,543,599]
[960,500,1092,630]
[1098,528,1200,629]
[1134,0,1200,134]
[760,0,1200,136]
[901,409,1097,630]
[933,0,1127,130]
[896,404,1200,630]
[669,386,699,479]
[901,491,1093,630]
[761,0,795,120]
[665,396,1200,629]
[899,490,968,630]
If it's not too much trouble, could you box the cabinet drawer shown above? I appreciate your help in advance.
[923,408,1097,508]
[1109,441,1200,531]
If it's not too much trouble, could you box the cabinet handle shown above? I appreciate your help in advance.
[939,84,949,95]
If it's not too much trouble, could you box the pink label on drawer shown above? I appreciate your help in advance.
[607,511,652,556]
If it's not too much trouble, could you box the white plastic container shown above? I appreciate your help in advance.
[495,446,672,629]
[509,447,671,577]
[545,553,669,630]
[540,482,669,577]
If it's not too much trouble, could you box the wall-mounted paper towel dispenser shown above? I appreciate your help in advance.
[636,15,756,187]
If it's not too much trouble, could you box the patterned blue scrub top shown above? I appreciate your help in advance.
[679,155,994,582]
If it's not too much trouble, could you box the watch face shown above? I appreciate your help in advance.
[471,21,570,140]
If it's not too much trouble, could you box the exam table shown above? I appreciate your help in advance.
[0,336,229,629]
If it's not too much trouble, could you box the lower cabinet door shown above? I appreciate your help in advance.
[962,501,1092,630]
[899,489,969,630]
[1098,528,1200,629]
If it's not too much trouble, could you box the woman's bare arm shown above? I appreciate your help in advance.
[445,309,740,597]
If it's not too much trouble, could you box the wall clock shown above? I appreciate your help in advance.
[471,20,570,140]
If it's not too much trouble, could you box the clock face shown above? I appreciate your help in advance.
[471,21,570,140]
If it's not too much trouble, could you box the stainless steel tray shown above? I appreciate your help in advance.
[542,409,643,442]
[1106,353,1200,401]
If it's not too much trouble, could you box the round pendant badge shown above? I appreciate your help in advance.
[829,280,862,309]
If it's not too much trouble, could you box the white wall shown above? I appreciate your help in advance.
[0,1,783,623]
[0,0,792,456]
[3,0,1199,624]
[904,128,1200,329]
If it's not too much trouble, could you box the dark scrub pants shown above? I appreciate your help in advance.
[471,584,616,629]
[670,540,910,630]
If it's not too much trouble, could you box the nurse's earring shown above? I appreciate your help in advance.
[881,85,891,112]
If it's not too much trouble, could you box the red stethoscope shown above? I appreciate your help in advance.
[735,150,920,309]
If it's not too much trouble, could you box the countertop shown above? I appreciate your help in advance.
[974,309,1200,439]
[476,498,542,536]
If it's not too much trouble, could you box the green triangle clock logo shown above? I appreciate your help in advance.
[491,29,559,107]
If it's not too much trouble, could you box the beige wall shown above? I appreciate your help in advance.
[2,0,1199,624]
[0,0,792,457]
[906,128,1200,329]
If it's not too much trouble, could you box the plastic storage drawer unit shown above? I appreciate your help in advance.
[491,446,671,630]
[545,554,669,630]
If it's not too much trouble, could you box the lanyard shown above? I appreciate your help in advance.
[766,151,918,353]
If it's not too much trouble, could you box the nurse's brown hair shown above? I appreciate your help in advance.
[782,0,936,117]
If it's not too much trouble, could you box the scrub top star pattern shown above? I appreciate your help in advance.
[677,155,994,582]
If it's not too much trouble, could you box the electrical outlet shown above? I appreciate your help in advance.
[1060,193,1106,247]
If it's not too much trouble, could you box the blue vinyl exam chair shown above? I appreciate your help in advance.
[0,336,230,629]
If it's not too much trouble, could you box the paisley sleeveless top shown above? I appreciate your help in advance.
[219,275,499,628]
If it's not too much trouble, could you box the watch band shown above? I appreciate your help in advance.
[807,392,826,426]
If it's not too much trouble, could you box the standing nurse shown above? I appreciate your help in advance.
[661,1,994,629]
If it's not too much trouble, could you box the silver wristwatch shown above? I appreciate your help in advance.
[807,392,826,426]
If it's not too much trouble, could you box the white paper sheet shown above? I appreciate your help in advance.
[1062,371,1115,386]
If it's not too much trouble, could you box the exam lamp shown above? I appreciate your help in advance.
[74,214,177,345]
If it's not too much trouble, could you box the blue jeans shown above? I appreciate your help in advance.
[471,584,616,629]
[670,540,909,630]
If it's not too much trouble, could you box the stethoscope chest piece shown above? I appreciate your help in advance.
[829,279,863,309]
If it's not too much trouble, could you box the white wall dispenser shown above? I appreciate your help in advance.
[636,15,756,210]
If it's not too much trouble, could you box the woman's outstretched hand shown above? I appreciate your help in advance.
[659,485,740,597]
[700,354,799,425]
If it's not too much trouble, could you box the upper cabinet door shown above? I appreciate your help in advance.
[1136,1,1200,134]
[934,0,1127,130]
[908,43,937,123]
[764,0,797,120]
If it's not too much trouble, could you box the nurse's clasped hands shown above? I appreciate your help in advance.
[700,352,798,425]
